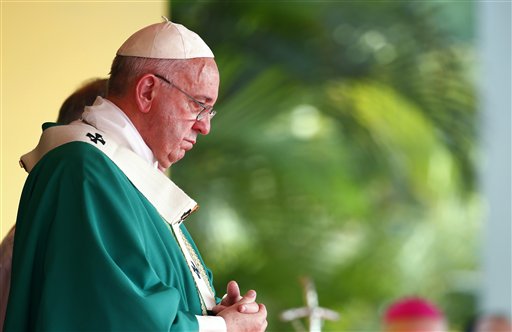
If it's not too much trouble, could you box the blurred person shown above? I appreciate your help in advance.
[476,315,512,332]
[56,78,108,124]
[4,19,267,331]
[0,77,108,332]
[382,296,447,332]
[468,314,512,332]
[0,227,14,332]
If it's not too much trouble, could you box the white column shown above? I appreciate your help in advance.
[478,0,512,317]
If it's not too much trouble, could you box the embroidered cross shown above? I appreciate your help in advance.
[190,261,201,279]
[86,132,106,145]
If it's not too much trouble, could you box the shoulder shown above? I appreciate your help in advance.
[26,141,133,195]
[43,141,109,164]
[34,141,116,174]
[21,141,151,225]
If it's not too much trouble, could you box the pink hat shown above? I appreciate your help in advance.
[384,297,444,322]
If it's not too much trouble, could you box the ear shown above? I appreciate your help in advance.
[135,74,157,114]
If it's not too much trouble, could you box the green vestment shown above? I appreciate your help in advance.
[4,140,216,331]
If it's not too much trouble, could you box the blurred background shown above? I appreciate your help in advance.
[1,1,510,331]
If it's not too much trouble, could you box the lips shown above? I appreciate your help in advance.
[183,139,195,150]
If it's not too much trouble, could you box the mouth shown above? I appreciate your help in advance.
[183,139,196,150]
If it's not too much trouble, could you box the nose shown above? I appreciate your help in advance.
[192,115,211,135]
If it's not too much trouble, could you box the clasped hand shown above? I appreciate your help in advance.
[213,281,268,332]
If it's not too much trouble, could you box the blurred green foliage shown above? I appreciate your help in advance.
[170,1,479,331]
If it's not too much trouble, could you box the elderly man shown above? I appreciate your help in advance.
[4,20,267,332]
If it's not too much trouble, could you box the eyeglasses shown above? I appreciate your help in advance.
[153,74,216,121]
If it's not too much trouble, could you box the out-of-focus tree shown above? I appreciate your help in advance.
[170,2,478,330]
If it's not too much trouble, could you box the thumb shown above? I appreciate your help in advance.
[238,289,257,305]
[223,280,241,305]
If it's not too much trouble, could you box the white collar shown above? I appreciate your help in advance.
[81,96,158,169]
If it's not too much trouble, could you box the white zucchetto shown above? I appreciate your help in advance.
[117,18,214,59]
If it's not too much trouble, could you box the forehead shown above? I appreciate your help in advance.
[173,58,219,86]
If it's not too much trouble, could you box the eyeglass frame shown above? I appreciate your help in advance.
[153,73,216,121]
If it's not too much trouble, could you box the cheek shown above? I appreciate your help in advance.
[146,120,171,156]
[149,113,191,155]
[159,124,182,153]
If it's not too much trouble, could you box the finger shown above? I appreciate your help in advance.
[257,304,267,319]
[237,290,257,305]
[211,304,227,315]
[250,304,267,330]
[238,302,260,314]
[258,304,268,330]
[225,281,241,303]
[243,289,256,300]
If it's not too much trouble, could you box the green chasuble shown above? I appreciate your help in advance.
[4,141,216,331]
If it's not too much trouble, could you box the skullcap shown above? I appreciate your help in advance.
[117,17,214,59]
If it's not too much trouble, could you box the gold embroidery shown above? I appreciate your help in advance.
[166,221,214,315]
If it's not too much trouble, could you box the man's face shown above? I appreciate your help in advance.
[384,318,447,332]
[144,58,219,170]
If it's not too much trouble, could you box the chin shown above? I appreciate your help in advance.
[157,157,172,170]
[173,150,187,163]
[173,156,184,164]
